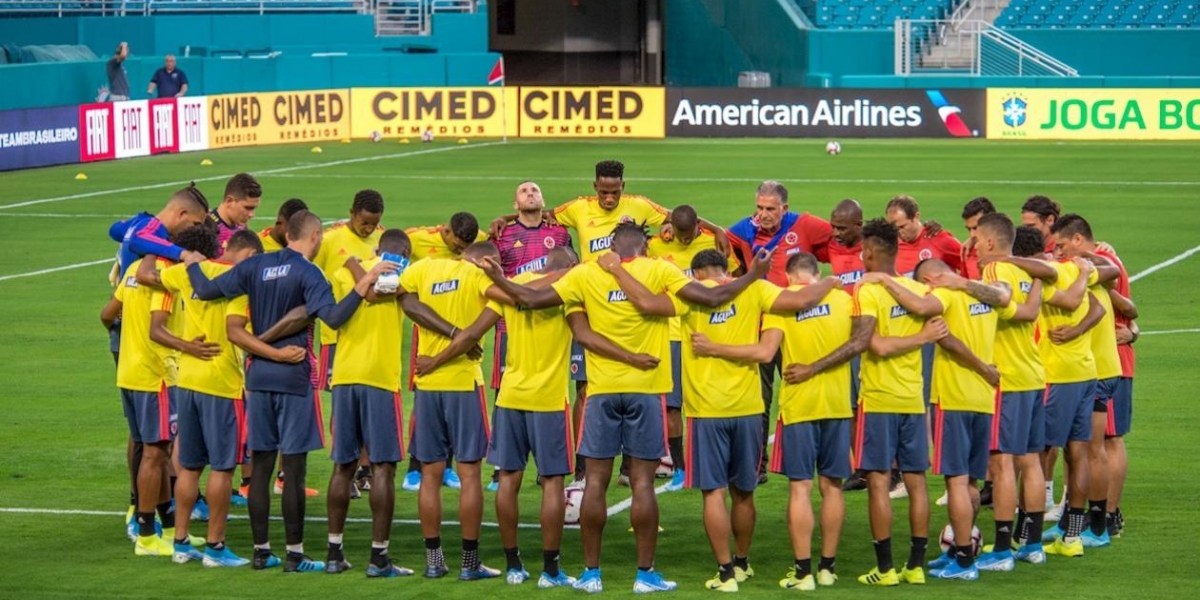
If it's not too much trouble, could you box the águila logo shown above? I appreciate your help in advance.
[925,90,975,137]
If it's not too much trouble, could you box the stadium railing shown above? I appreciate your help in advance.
[0,1,369,16]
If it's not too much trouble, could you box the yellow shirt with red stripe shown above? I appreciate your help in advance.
[854,276,932,414]
[159,260,246,399]
[1038,261,1099,384]
[762,286,854,423]
[550,257,691,395]
[648,231,741,341]
[149,259,184,387]
[258,227,284,253]
[984,261,1044,392]
[405,225,488,262]
[226,295,250,329]
[489,271,571,411]
[400,258,494,391]
[312,222,384,346]
[114,259,174,392]
[678,279,781,418]
[930,287,998,413]
[552,195,669,263]
[330,256,406,391]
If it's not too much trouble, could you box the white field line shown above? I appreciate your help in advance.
[270,173,1200,187]
[1140,328,1200,336]
[1129,244,1200,282]
[0,258,113,282]
[0,507,549,530]
[0,142,504,211]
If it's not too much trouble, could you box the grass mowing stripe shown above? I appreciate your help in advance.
[270,173,1200,187]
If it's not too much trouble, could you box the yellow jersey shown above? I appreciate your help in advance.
[552,195,669,263]
[490,271,571,411]
[160,261,246,399]
[400,258,493,391]
[258,227,284,253]
[551,257,691,395]
[648,231,740,341]
[1089,280,1121,380]
[763,287,855,423]
[312,222,384,346]
[1038,261,1098,384]
[114,259,173,393]
[854,276,932,414]
[984,262,1044,392]
[405,225,488,262]
[678,279,781,418]
[330,256,405,391]
[930,288,998,413]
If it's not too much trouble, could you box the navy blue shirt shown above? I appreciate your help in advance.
[188,248,362,396]
[149,67,187,98]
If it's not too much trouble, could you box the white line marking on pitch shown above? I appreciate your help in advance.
[0,258,113,282]
[269,173,1200,187]
[0,507,550,530]
[0,142,505,211]
[1140,328,1200,336]
[1130,244,1200,282]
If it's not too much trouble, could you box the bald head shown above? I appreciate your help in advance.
[671,204,699,244]
[464,241,500,263]
[913,258,951,283]
[831,198,863,247]
[543,246,579,272]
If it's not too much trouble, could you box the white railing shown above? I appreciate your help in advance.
[0,1,368,16]
[895,19,1077,77]
[0,1,139,16]
[946,0,1008,27]
[372,0,476,37]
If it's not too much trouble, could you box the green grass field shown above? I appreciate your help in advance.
[1,138,1198,598]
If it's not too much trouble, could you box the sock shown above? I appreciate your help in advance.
[286,543,304,555]
[328,533,344,546]
[793,557,812,579]
[327,535,344,560]
[241,476,251,487]
[130,490,137,506]
[504,547,522,572]
[425,537,445,568]
[156,500,175,529]
[543,549,560,577]
[1065,507,1087,539]
[371,541,389,567]
[907,537,927,571]
[1044,481,1054,505]
[873,538,893,573]
[174,535,188,545]
[668,436,684,472]
[1026,512,1045,546]
[254,543,271,552]
[137,511,156,537]
[207,540,226,551]
[718,562,735,582]
[491,468,500,484]
[732,555,749,571]
[818,556,836,574]
[954,544,974,568]
[981,480,993,499]
[355,465,371,480]
[994,520,1014,552]
[1060,484,1068,506]
[1014,509,1028,545]
[1088,499,1108,535]
[462,538,480,571]
[1057,506,1069,530]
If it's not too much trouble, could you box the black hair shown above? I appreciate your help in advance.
[379,229,411,256]
[286,209,322,242]
[785,251,819,276]
[671,204,698,231]
[886,195,919,219]
[595,159,624,180]
[961,196,996,220]
[913,258,949,282]
[1012,226,1045,258]
[224,173,262,200]
[1049,213,1093,241]
[173,222,220,259]
[611,221,649,248]
[226,229,265,254]
[278,198,308,220]
[977,212,1015,248]
[449,212,480,245]
[173,181,210,213]
[1022,195,1061,220]
[690,249,729,273]
[352,189,385,215]
[464,241,499,261]
[861,218,898,256]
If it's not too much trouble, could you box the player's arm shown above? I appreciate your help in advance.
[859,273,944,317]
[1115,321,1139,345]
[784,316,874,384]
[150,309,220,360]
[691,328,783,364]
[257,305,310,343]
[312,260,398,329]
[1046,260,1092,310]
[936,332,1000,387]
[475,256,564,309]
[1004,256,1058,283]
[188,261,244,300]
[487,211,557,238]
[109,219,129,242]
[394,293,458,340]
[100,297,122,330]
[135,255,165,289]
[1011,279,1044,322]
[691,215,730,254]
[768,277,841,313]
[675,248,775,309]
[925,269,1012,307]
[1082,251,1120,287]
[226,314,306,363]
[128,219,186,262]
[597,252,675,317]
[415,308,501,376]
[1048,292,1106,344]
[1109,288,1138,320]
[869,316,947,357]
[565,312,659,371]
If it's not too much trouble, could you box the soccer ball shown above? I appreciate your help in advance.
[564,486,584,525]
[655,455,674,479]
[421,128,435,143]
[938,524,983,556]
[825,140,842,155]
[368,131,382,143]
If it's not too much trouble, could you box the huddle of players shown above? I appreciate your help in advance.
[103,162,1137,593]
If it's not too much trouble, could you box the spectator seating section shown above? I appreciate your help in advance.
[997,0,1199,29]
[796,0,958,29]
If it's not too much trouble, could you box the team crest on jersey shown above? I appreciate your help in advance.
[431,279,460,295]
[262,265,291,281]
[784,231,799,246]
[543,236,556,249]
[516,256,547,275]
[709,305,737,324]
[890,305,910,318]
[124,276,138,288]
[590,235,614,253]
[607,290,628,302]
[969,302,993,316]
[839,270,863,285]
[1020,281,1032,293]
[795,303,831,322]
[919,248,934,260]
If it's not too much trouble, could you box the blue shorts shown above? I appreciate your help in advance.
[488,406,573,477]
[577,393,667,461]
[491,328,507,390]
[176,388,242,471]
[1109,377,1133,437]
[318,343,336,392]
[1094,376,1118,413]
[849,355,861,411]
[854,409,929,473]
[121,385,176,444]
[1044,380,1095,447]
[993,389,1044,455]
[245,389,325,455]
[770,418,851,482]
[921,343,934,406]
[569,340,587,382]
[933,407,992,479]
[666,341,683,410]
[409,386,490,463]
[685,415,762,492]
[330,384,405,465]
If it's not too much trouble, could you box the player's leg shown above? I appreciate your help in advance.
[1016,390,1048,560]
[757,351,782,481]
[171,389,205,562]
[277,389,326,572]
[1106,377,1132,535]
[357,388,409,577]
[856,411,900,585]
[899,412,930,581]
[663,341,686,490]
[1084,379,1115,545]
[447,385,496,580]
[244,390,282,566]
[197,392,246,567]
[701,487,734,587]
[410,388,450,577]
[980,390,1022,568]
[487,330,507,492]
[125,387,174,556]
[488,406,530,582]
[1051,381,1095,555]
[569,341,588,485]
[529,407,574,587]
[325,385,359,572]
[815,418,850,585]
[621,393,675,593]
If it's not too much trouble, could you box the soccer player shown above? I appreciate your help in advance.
[207,173,262,253]
[850,219,948,587]
[486,180,572,491]
[477,222,772,593]
[695,251,859,591]
[1097,251,1137,538]
[416,246,581,587]
[828,199,870,492]
[646,204,737,491]
[917,258,1005,581]
[959,197,996,280]
[1020,195,1061,256]
[153,229,266,567]
[187,209,396,573]
[259,198,309,253]
[886,195,964,277]
[100,224,223,557]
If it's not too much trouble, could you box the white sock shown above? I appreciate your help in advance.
[254,543,270,551]
[286,543,304,554]
[372,540,389,550]
[329,534,344,546]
